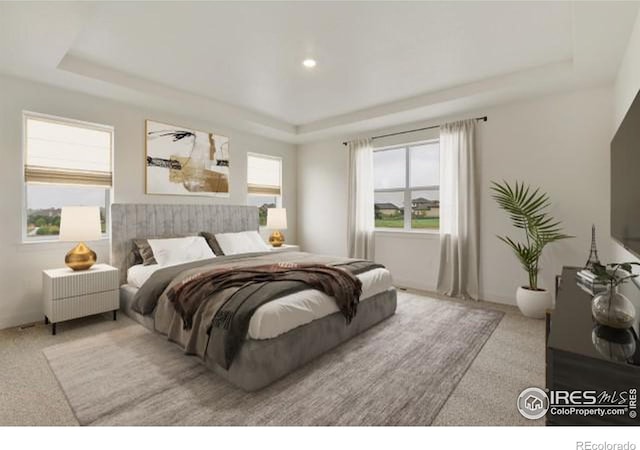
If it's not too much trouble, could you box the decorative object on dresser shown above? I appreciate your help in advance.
[590,262,638,329]
[584,224,601,270]
[43,264,119,335]
[145,120,230,196]
[266,207,287,247]
[546,267,640,425]
[575,267,606,295]
[59,206,102,271]
[491,181,573,319]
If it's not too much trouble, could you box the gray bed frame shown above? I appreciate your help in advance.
[111,203,397,391]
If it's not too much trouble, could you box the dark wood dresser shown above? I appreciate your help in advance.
[546,267,640,425]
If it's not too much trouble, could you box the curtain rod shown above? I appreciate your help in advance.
[342,116,487,146]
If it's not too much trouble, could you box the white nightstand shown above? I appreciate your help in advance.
[43,264,119,335]
[269,244,301,253]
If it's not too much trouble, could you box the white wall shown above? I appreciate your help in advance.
[373,232,440,291]
[478,87,613,303]
[0,74,297,329]
[614,12,640,131]
[298,86,614,304]
[295,138,349,257]
[611,12,640,263]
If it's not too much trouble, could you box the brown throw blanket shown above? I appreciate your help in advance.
[165,261,382,369]
[167,262,363,329]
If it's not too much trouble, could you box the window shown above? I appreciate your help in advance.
[23,113,113,241]
[373,140,439,231]
[247,153,282,226]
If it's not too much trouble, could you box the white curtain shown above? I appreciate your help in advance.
[347,138,375,260]
[437,120,479,300]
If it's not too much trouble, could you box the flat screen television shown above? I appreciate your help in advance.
[611,89,640,257]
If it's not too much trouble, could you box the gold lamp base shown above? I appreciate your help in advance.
[65,242,97,271]
[269,230,285,247]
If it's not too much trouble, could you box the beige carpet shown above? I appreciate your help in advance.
[43,295,503,426]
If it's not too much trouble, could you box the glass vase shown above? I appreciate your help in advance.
[591,285,636,329]
[592,325,636,362]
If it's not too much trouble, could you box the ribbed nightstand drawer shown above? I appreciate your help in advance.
[43,290,119,322]
[43,264,119,300]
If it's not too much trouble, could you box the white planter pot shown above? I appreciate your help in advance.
[516,286,552,319]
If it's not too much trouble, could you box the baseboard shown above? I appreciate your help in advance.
[478,291,516,306]
[393,277,436,293]
[0,309,43,331]
[394,279,517,307]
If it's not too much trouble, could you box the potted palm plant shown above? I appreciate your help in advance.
[491,181,572,318]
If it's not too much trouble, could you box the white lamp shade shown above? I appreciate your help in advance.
[266,208,287,230]
[59,206,102,242]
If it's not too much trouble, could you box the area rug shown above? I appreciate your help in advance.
[43,294,503,426]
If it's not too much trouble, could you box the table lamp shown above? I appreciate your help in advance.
[59,206,102,271]
[266,208,287,247]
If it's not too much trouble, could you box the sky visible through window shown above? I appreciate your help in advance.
[374,142,439,190]
[27,185,105,209]
[410,143,439,187]
[374,147,406,189]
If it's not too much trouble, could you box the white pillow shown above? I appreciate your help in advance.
[127,264,160,289]
[214,231,270,255]
[147,236,215,266]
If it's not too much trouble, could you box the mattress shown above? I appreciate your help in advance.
[126,263,393,340]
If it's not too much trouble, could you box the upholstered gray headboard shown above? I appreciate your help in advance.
[110,203,258,284]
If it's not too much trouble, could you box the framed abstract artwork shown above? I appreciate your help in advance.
[145,120,230,196]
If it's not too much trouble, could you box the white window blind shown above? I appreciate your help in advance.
[247,154,281,195]
[24,116,113,187]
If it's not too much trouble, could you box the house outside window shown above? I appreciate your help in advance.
[23,112,113,242]
[247,153,282,226]
[373,140,440,231]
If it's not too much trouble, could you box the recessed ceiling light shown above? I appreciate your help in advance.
[302,59,317,68]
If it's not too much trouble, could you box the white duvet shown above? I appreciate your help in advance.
[127,264,393,340]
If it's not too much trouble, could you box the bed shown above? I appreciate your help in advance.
[111,203,397,391]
